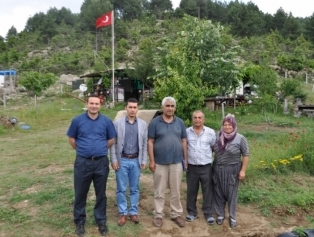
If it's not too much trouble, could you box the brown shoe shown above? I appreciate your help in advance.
[153,217,162,228]
[129,215,139,224]
[118,215,127,226]
[171,216,185,227]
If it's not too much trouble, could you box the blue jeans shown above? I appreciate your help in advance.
[115,157,141,215]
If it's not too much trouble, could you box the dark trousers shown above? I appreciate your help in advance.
[186,163,213,218]
[73,156,109,225]
[212,163,241,220]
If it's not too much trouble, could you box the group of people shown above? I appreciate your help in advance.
[67,95,249,236]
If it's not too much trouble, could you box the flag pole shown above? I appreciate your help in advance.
[111,11,115,107]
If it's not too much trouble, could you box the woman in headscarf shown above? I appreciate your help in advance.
[212,114,249,228]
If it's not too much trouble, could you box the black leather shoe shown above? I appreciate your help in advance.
[98,223,108,236]
[75,224,85,236]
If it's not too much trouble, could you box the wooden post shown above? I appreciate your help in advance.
[3,92,5,108]
[283,98,289,114]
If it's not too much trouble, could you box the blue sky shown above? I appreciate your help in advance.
[0,0,313,38]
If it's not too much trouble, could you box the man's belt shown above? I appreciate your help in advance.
[188,163,211,167]
[122,153,138,159]
[86,155,107,160]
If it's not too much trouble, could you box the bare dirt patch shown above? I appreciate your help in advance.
[134,173,311,237]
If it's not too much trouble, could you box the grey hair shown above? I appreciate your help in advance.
[192,110,205,119]
[161,96,176,107]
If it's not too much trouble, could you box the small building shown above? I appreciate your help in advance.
[0,69,17,89]
[80,69,143,102]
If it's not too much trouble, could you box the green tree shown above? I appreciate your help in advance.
[179,0,198,17]
[111,0,143,20]
[18,72,57,110]
[227,1,265,37]
[304,13,314,43]
[19,72,57,96]
[6,26,18,39]
[0,36,5,52]
[263,30,286,59]
[149,0,173,19]
[207,0,228,24]
[241,63,279,113]
[25,11,58,43]
[271,7,287,33]
[196,0,207,19]
[127,37,156,95]
[277,53,306,71]
[279,78,306,102]
[282,13,301,40]
[154,15,240,122]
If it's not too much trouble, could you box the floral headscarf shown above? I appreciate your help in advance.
[218,113,237,154]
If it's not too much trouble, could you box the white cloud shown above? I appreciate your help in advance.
[0,0,81,38]
[238,0,314,18]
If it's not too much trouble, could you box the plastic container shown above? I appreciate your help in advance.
[21,125,31,130]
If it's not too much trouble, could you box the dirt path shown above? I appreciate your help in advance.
[136,174,309,237]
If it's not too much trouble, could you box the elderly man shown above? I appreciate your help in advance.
[185,110,216,225]
[110,98,148,226]
[148,96,187,228]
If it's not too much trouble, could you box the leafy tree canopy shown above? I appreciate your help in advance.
[154,15,240,122]
[18,72,57,96]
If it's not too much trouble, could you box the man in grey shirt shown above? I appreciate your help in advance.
[148,96,187,228]
[185,110,216,225]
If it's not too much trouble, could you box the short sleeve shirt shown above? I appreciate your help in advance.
[186,126,216,165]
[213,133,249,165]
[67,112,117,157]
[148,115,187,165]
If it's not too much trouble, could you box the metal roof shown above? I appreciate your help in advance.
[79,68,134,78]
[0,70,16,76]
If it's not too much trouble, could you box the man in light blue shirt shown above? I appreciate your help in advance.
[185,110,216,225]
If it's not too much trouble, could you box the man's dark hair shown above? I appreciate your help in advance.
[87,94,100,102]
[126,98,139,106]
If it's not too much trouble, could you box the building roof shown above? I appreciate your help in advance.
[79,68,134,78]
[0,70,16,76]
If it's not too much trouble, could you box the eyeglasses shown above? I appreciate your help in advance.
[165,105,175,108]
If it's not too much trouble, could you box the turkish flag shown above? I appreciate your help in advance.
[96,11,112,29]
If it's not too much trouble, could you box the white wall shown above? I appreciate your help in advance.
[0,75,4,87]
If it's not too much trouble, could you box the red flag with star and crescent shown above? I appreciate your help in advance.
[96,11,112,29]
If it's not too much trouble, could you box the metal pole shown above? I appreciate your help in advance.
[96,30,98,54]
[111,11,115,107]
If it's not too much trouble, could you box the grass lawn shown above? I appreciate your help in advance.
[1,93,314,236]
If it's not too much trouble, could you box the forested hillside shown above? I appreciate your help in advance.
[1,0,314,119]
[1,0,314,76]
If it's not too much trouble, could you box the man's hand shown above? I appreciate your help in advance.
[149,160,156,173]
[184,160,188,171]
[141,164,146,170]
[112,162,119,171]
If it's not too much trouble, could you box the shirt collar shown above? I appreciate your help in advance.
[125,116,137,123]
[159,115,176,123]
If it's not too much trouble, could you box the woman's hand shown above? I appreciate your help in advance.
[238,170,246,180]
